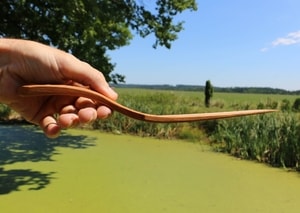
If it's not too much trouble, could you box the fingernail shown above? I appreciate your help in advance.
[107,87,118,99]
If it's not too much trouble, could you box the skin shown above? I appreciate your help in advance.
[0,38,118,138]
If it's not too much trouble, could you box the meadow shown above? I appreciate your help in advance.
[94,87,297,138]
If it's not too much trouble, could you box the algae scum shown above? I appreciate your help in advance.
[1,125,300,212]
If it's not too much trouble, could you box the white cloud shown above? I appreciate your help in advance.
[260,47,268,52]
[260,30,300,52]
[272,31,300,46]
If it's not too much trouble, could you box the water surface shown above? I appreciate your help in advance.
[1,126,300,212]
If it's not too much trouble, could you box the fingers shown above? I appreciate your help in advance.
[39,97,112,138]
[56,53,118,100]
[40,116,61,138]
[58,113,79,128]
[75,97,112,121]
[96,106,112,119]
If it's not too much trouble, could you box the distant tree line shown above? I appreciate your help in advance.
[113,84,300,95]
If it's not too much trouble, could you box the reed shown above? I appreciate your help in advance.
[211,112,300,169]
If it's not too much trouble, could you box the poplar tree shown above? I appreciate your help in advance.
[205,80,213,107]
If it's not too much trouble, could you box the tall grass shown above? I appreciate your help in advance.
[93,89,299,141]
[93,91,201,140]
[211,112,300,169]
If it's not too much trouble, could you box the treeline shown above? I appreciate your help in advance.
[113,84,300,95]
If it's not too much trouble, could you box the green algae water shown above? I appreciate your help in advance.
[1,126,300,212]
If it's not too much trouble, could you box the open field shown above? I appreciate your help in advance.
[94,88,299,140]
[1,126,300,213]
[115,88,298,111]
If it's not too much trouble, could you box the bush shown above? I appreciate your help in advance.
[281,99,291,112]
[0,104,11,120]
[256,102,265,109]
[292,98,300,112]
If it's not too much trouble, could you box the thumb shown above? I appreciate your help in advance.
[55,52,118,100]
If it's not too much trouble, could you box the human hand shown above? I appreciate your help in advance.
[0,38,118,138]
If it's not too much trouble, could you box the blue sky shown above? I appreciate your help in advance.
[109,0,300,91]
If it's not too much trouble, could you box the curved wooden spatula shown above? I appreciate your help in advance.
[18,84,277,123]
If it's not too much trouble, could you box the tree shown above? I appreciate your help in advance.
[204,80,213,107]
[0,0,197,83]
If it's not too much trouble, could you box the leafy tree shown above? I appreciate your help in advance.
[204,80,213,107]
[0,0,197,83]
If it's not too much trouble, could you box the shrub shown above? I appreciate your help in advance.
[281,99,291,112]
[292,98,300,112]
[266,100,278,109]
[257,102,264,109]
[0,104,11,120]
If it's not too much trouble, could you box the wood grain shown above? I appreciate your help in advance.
[18,84,277,123]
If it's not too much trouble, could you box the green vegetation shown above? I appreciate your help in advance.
[115,83,300,95]
[93,89,206,140]
[92,88,300,170]
[211,113,300,169]
[204,80,213,107]
[0,104,11,120]
[1,0,197,83]
[292,98,300,111]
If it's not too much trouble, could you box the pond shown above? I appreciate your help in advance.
[1,125,300,212]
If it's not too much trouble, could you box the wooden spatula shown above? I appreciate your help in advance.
[18,84,277,123]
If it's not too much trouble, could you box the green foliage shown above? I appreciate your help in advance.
[92,88,298,141]
[93,89,208,140]
[177,124,205,142]
[211,113,300,169]
[0,104,11,120]
[204,80,213,107]
[292,98,300,112]
[281,99,291,112]
[257,99,278,110]
[93,91,188,139]
[0,0,197,83]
